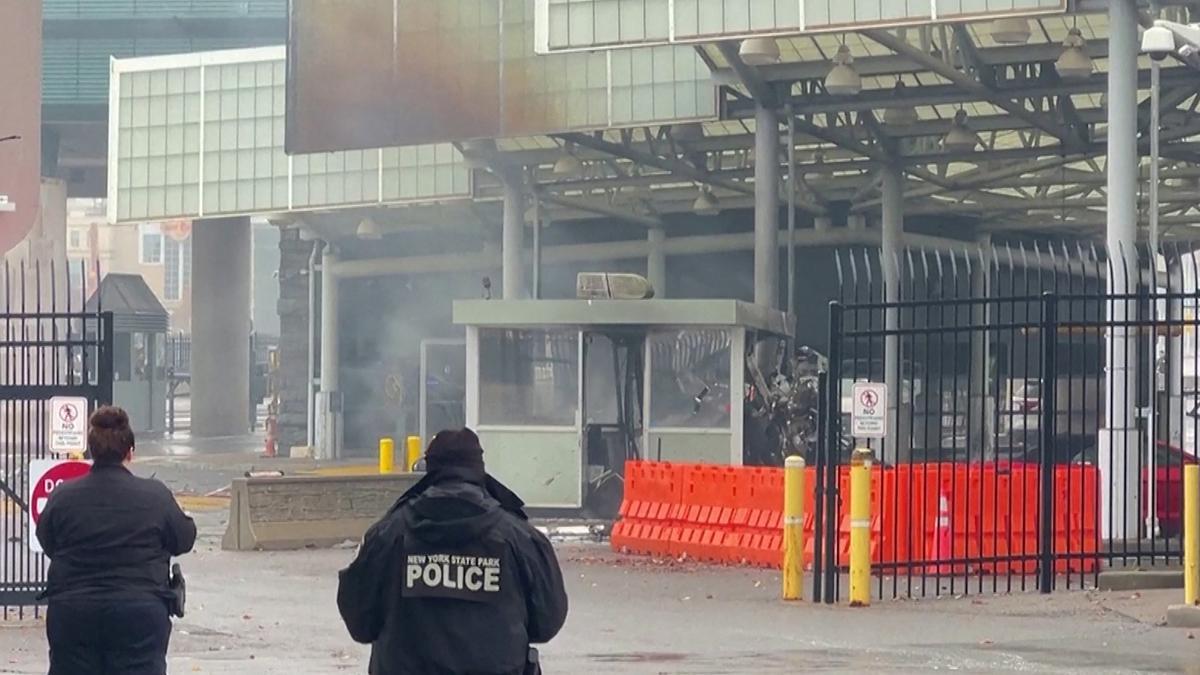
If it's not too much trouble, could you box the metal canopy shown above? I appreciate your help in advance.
[536,0,1066,52]
[453,299,794,336]
[109,5,1200,244]
[327,6,1200,244]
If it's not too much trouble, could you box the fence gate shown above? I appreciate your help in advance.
[812,245,1200,602]
[0,262,113,617]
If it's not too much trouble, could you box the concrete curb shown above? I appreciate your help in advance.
[1166,604,1200,628]
[1097,570,1183,591]
[222,472,423,551]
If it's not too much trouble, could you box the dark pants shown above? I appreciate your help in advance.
[47,598,171,675]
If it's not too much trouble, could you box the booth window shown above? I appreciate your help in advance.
[479,329,578,426]
[648,329,731,428]
[163,236,191,301]
[139,223,163,264]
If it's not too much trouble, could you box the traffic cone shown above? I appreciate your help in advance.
[924,492,953,576]
[262,415,277,458]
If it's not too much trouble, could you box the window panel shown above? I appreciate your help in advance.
[139,223,163,265]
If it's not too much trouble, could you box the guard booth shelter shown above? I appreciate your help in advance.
[454,299,792,513]
[87,274,169,436]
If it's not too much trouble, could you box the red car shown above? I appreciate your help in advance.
[1145,441,1198,538]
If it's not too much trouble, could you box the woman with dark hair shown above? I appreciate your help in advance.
[36,405,196,675]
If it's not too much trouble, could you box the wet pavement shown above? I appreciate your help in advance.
[2,509,1199,674]
[3,438,1200,673]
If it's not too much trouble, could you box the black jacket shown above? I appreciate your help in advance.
[35,463,197,603]
[337,468,569,675]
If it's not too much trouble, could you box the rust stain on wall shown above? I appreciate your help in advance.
[287,0,559,153]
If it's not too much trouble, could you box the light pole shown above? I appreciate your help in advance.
[1141,18,1200,535]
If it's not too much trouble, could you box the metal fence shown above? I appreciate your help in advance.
[813,243,1200,602]
[0,259,113,617]
[165,332,191,378]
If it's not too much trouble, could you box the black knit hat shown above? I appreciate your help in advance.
[426,428,485,472]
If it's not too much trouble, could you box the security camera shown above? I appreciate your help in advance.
[1180,44,1200,69]
[1142,25,1177,61]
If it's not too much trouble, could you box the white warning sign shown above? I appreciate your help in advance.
[49,396,88,455]
[850,382,888,439]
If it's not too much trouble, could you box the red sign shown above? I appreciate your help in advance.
[29,460,90,526]
[161,219,192,242]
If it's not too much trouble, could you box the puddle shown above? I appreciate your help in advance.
[588,652,690,664]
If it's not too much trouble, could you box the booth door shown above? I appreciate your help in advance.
[582,332,643,481]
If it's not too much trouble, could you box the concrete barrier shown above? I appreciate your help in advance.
[222,472,424,551]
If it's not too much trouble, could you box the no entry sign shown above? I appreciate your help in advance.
[28,459,91,552]
[850,382,888,439]
[49,396,88,455]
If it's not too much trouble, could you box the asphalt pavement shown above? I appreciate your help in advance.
[3,436,1200,674]
[2,509,1199,674]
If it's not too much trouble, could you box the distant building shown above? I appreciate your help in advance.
[67,198,192,331]
[66,199,278,337]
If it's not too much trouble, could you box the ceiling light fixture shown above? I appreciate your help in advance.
[824,44,862,96]
[883,80,918,126]
[989,17,1032,45]
[692,187,720,216]
[1055,27,1094,80]
[553,145,584,176]
[739,37,781,66]
[356,216,383,240]
[943,109,980,153]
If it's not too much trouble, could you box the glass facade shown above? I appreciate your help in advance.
[540,0,1064,51]
[111,49,471,222]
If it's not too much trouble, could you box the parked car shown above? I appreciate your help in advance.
[1145,441,1198,538]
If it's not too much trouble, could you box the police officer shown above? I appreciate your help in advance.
[338,428,568,675]
[36,406,196,675]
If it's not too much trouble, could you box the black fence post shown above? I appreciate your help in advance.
[823,302,844,604]
[1039,293,1058,593]
[813,370,828,603]
[99,311,115,406]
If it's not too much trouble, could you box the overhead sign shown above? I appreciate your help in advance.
[29,459,92,552]
[286,0,716,153]
[49,396,88,455]
[851,382,888,439]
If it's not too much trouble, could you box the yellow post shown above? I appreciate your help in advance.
[782,455,806,601]
[848,448,874,607]
[378,438,395,474]
[405,436,422,472]
[1185,463,1199,606]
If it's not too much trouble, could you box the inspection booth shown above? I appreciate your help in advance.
[87,274,169,436]
[453,299,792,513]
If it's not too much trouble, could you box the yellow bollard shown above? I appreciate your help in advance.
[378,438,395,475]
[1186,463,1199,606]
[782,455,806,601]
[848,448,874,607]
[405,436,422,472]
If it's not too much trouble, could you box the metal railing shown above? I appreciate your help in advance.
[0,259,113,617]
[813,244,1200,601]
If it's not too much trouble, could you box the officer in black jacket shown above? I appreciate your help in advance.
[338,428,568,675]
[36,406,197,675]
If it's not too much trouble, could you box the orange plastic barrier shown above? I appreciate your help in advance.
[612,460,1100,575]
[610,461,684,557]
